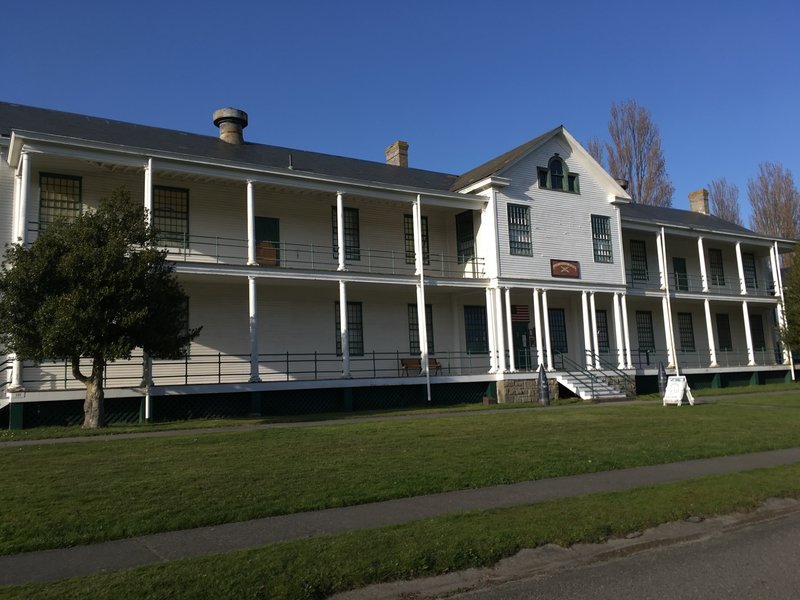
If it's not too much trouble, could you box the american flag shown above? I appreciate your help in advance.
[511,305,530,323]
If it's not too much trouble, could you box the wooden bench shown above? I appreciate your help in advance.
[400,357,442,376]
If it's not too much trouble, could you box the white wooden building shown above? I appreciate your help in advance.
[0,102,793,427]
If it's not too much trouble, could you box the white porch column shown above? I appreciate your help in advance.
[9,356,24,391]
[248,276,260,382]
[773,243,790,364]
[697,237,708,292]
[542,290,553,371]
[336,192,346,271]
[339,280,351,377]
[590,292,601,369]
[246,180,257,266]
[18,152,30,244]
[621,294,633,368]
[662,296,675,367]
[414,196,429,376]
[532,288,544,368]
[504,288,516,372]
[12,167,21,241]
[144,158,153,228]
[415,283,429,375]
[485,288,497,372]
[742,300,756,365]
[656,232,666,289]
[581,290,592,369]
[704,299,718,367]
[613,293,625,369]
[494,287,507,372]
[736,242,747,294]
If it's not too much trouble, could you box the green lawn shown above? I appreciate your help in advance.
[3,398,800,555]
[4,463,800,600]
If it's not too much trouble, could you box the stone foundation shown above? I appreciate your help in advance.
[496,378,560,404]
[601,375,637,398]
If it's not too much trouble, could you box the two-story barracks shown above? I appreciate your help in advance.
[0,102,794,427]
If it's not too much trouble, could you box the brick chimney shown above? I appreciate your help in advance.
[385,140,409,167]
[213,108,248,144]
[689,189,710,215]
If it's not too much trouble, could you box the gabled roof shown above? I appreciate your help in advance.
[620,202,759,237]
[449,126,561,191]
[0,102,458,192]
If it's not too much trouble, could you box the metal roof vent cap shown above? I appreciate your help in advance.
[213,108,248,144]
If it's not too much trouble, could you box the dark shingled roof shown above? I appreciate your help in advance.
[619,202,758,236]
[0,102,458,192]
[449,126,561,191]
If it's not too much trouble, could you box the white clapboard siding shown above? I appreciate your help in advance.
[495,136,624,284]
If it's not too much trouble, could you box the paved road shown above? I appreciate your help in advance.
[455,506,800,599]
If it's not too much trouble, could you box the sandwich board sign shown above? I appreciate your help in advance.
[663,376,694,406]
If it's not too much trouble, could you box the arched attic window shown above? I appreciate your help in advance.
[537,154,579,193]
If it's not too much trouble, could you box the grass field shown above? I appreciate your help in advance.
[4,462,800,599]
[2,393,800,555]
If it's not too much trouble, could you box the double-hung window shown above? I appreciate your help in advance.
[508,204,532,256]
[153,186,189,248]
[591,215,613,263]
[709,248,725,286]
[464,306,488,353]
[332,206,361,261]
[39,173,81,231]
[408,304,434,354]
[629,240,649,282]
[404,214,429,265]
[677,313,695,352]
[334,301,364,356]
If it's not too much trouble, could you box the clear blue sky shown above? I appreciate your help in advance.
[5,0,799,223]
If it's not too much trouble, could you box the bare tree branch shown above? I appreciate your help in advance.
[708,177,742,225]
[748,161,800,239]
[604,100,674,207]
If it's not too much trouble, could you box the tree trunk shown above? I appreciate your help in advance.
[81,358,106,429]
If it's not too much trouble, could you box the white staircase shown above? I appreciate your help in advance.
[556,371,627,401]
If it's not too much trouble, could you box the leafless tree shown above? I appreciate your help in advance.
[585,136,604,167]
[603,100,674,207]
[748,161,800,239]
[708,177,742,225]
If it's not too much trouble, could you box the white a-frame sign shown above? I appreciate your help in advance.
[663,376,695,406]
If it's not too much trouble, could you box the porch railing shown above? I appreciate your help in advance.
[627,269,778,298]
[162,234,486,279]
[632,348,784,369]
[20,350,494,391]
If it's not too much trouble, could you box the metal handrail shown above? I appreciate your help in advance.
[586,350,634,390]
[552,353,602,398]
